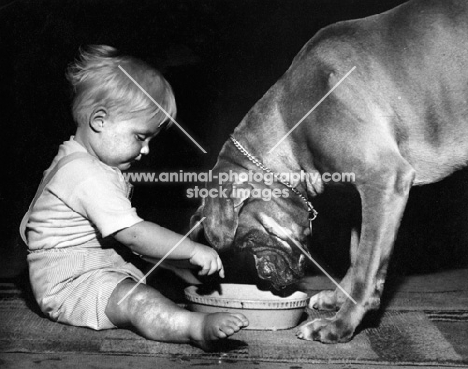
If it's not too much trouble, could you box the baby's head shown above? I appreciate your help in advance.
[66,45,176,170]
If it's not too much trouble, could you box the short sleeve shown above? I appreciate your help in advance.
[48,157,143,238]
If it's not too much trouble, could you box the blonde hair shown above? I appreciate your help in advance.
[66,45,176,127]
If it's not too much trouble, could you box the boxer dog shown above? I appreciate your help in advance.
[190,0,468,343]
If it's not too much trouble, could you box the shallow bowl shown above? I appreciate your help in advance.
[184,284,308,330]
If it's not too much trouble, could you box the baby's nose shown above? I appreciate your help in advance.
[140,143,150,155]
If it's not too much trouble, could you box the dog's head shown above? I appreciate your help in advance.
[190,171,311,289]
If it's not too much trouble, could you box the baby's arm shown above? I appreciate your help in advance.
[114,221,224,277]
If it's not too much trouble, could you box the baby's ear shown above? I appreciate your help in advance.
[89,107,108,132]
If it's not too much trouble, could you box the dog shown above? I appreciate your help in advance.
[190,0,468,343]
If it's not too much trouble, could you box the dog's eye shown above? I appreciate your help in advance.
[260,214,290,240]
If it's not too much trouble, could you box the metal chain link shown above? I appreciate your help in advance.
[229,135,318,225]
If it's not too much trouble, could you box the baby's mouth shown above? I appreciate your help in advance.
[129,156,141,165]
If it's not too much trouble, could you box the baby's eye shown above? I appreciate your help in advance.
[136,135,146,141]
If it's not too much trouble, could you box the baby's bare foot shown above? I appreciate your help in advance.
[203,312,249,340]
[192,312,249,351]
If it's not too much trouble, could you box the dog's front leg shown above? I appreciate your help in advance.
[298,161,415,343]
[308,227,360,312]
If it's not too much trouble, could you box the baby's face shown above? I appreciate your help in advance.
[97,112,162,170]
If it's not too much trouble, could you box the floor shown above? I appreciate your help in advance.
[1,353,459,369]
[1,246,467,368]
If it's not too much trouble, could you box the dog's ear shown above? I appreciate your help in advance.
[189,201,207,243]
[190,182,252,250]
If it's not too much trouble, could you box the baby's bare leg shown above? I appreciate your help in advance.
[105,279,248,350]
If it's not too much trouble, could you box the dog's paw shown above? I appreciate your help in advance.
[308,290,340,311]
[295,318,354,343]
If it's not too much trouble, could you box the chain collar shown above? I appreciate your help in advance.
[229,135,318,233]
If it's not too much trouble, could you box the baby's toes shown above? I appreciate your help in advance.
[202,313,248,340]
[219,316,246,335]
[216,329,228,339]
[231,313,249,327]
[219,324,236,336]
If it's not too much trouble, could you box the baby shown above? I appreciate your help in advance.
[20,45,248,350]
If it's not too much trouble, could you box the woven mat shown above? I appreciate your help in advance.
[1,296,467,366]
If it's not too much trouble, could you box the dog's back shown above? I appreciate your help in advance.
[283,0,468,184]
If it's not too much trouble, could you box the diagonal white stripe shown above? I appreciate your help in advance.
[268,66,356,154]
[263,216,357,305]
[118,65,207,154]
[117,217,206,305]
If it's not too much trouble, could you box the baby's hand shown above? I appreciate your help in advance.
[189,243,225,278]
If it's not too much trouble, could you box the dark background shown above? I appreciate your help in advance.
[2,0,467,280]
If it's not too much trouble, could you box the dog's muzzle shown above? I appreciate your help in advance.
[240,231,307,289]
